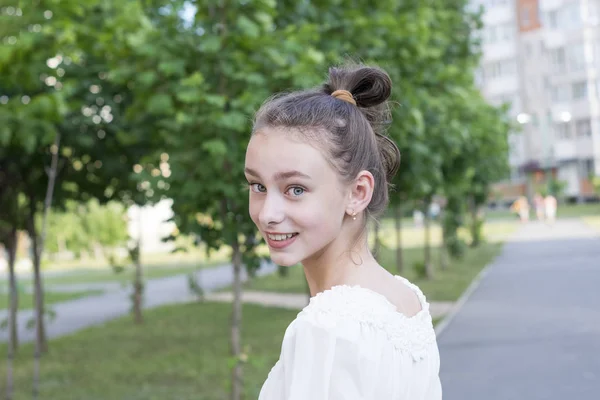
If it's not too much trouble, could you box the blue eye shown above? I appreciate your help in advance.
[250,183,266,193]
[288,186,305,197]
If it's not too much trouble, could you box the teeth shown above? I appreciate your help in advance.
[268,233,295,241]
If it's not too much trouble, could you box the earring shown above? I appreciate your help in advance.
[351,211,357,221]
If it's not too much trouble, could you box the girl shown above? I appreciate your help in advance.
[245,64,442,399]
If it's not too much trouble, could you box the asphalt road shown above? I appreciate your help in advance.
[438,219,600,400]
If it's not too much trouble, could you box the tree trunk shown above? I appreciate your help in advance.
[230,237,243,400]
[469,196,481,247]
[439,208,449,270]
[133,208,144,324]
[372,221,381,256]
[32,132,60,399]
[394,204,403,274]
[423,208,434,279]
[6,226,18,400]
[28,209,46,400]
[7,226,19,351]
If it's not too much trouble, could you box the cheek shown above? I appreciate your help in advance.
[248,196,261,225]
[297,194,344,232]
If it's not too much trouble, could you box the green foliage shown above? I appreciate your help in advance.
[44,199,128,256]
[547,177,568,199]
[593,176,600,195]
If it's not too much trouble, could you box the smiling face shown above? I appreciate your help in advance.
[244,128,350,267]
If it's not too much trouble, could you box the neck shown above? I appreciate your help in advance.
[302,228,379,297]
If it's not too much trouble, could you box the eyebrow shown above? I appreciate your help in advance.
[244,168,311,181]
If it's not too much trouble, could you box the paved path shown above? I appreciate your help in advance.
[437,219,600,400]
[0,261,276,343]
[205,291,454,319]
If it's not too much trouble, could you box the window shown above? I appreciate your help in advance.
[499,23,515,41]
[572,81,588,99]
[568,44,586,71]
[550,48,566,74]
[562,1,582,30]
[547,10,558,29]
[552,85,569,102]
[589,1,599,25]
[554,122,571,139]
[583,159,595,176]
[575,119,592,136]
[483,59,516,80]
[486,26,497,44]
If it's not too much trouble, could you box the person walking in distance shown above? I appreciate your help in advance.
[533,193,545,221]
[544,194,557,225]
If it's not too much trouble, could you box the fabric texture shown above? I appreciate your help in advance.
[258,276,442,400]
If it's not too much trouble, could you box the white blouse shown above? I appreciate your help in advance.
[258,276,442,400]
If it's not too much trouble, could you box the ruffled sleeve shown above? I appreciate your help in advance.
[259,317,367,400]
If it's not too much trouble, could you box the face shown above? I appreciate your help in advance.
[244,128,349,266]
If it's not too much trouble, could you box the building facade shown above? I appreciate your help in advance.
[474,0,600,202]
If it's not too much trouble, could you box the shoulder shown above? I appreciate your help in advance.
[286,281,437,361]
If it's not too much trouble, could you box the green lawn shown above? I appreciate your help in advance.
[375,219,518,249]
[0,302,296,400]
[0,290,103,311]
[582,216,600,232]
[244,218,516,302]
[244,242,503,302]
[485,202,600,220]
[27,261,223,286]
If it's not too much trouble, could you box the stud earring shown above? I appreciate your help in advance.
[352,211,357,221]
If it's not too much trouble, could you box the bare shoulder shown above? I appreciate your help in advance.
[364,269,424,318]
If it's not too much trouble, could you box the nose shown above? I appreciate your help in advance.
[258,191,285,228]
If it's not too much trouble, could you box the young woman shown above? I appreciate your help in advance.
[245,64,442,399]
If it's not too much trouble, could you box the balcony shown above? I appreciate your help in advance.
[575,136,595,158]
[554,140,577,161]
[539,0,564,12]
[482,42,517,63]
[482,5,514,25]
[484,76,519,97]
[543,30,567,49]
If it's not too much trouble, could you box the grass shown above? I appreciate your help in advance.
[244,218,517,302]
[17,261,224,286]
[244,242,503,302]
[485,202,600,220]
[0,302,297,400]
[582,216,600,232]
[0,290,103,311]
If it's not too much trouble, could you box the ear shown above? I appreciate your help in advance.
[345,170,374,217]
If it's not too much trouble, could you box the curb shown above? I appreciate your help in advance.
[433,255,498,338]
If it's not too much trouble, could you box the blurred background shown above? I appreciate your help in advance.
[0,0,599,399]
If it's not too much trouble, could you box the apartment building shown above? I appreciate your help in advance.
[474,0,600,202]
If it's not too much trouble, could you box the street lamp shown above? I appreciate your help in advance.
[516,112,535,200]
[517,112,531,124]
[559,111,572,123]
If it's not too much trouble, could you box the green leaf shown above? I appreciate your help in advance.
[201,139,228,157]
[146,93,174,115]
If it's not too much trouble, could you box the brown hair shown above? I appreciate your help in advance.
[252,64,400,222]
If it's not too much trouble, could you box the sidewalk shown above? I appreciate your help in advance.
[0,260,277,343]
[437,219,600,400]
[206,291,455,319]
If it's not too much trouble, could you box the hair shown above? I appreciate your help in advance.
[251,63,401,223]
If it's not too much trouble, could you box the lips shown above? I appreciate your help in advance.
[265,232,298,250]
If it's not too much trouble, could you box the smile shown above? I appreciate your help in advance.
[267,233,297,241]
[265,232,299,250]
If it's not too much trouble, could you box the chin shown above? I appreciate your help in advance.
[269,252,302,267]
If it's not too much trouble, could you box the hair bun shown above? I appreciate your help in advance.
[326,65,392,108]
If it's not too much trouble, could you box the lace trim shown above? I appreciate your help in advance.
[297,276,437,361]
